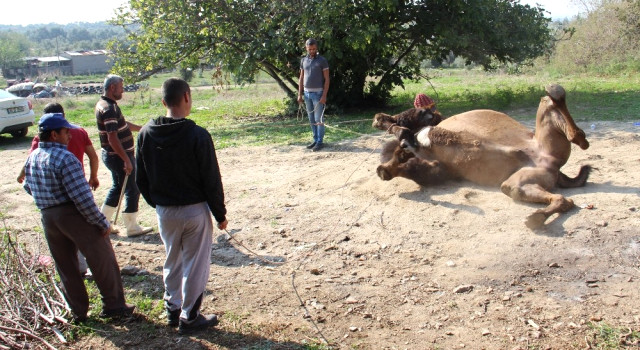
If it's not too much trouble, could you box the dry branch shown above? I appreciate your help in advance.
[0,217,71,349]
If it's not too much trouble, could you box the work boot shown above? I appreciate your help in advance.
[178,314,219,335]
[100,204,120,234]
[306,141,316,149]
[122,212,153,237]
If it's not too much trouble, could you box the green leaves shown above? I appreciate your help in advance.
[109,0,552,108]
[0,32,30,70]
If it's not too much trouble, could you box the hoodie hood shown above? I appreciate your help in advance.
[143,116,196,148]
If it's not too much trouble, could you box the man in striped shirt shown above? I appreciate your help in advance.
[95,74,152,237]
[23,113,134,322]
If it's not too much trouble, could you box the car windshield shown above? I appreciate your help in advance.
[0,89,19,99]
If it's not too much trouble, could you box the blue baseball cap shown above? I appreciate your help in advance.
[38,113,78,131]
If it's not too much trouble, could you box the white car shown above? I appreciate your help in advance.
[0,88,35,138]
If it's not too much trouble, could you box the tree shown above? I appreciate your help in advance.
[0,32,30,71]
[550,0,639,73]
[109,0,552,107]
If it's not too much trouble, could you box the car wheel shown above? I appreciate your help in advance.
[10,127,28,138]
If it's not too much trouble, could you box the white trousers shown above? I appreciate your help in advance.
[156,202,213,320]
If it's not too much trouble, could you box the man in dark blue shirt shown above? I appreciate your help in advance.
[23,113,134,322]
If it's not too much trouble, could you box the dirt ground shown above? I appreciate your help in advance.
[1,119,639,349]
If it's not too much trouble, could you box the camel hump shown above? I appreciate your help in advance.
[545,84,566,104]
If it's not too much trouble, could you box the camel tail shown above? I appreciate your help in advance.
[557,165,592,188]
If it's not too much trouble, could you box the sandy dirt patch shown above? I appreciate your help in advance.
[0,120,638,349]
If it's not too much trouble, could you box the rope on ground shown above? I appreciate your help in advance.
[224,229,285,266]
[220,117,394,346]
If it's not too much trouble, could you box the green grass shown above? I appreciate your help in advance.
[587,322,640,349]
[24,69,640,149]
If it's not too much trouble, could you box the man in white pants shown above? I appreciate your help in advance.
[136,77,228,335]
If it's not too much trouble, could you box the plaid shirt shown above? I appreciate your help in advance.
[23,142,109,231]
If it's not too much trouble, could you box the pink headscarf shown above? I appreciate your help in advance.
[414,93,436,110]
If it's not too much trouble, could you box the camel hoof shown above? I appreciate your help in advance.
[525,212,546,230]
[377,166,393,181]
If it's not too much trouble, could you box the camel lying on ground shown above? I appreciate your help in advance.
[376,84,591,229]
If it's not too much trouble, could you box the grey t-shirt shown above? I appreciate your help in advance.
[300,55,329,92]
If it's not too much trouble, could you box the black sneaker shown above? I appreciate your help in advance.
[306,142,317,149]
[312,143,324,152]
[178,314,219,335]
[167,308,180,327]
[99,303,135,319]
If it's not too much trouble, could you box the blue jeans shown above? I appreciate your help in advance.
[303,90,325,144]
[102,150,140,213]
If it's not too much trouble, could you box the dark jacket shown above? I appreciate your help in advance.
[136,117,226,223]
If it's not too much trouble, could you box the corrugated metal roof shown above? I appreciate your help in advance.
[37,56,71,62]
[64,50,109,56]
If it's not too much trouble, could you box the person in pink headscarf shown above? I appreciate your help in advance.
[412,93,443,126]
[414,93,436,111]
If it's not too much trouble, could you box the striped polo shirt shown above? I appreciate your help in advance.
[95,96,134,154]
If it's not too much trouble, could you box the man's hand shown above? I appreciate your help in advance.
[123,158,133,175]
[89,176,100,191]
[17,167,26,184]
[320,96,327,105]
[217,219,228,230]
[297,94,303,104]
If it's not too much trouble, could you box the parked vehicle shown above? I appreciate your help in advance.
[0,89,35,138]
[6,82,34,98]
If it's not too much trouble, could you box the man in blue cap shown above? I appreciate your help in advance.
[22,113,134,322]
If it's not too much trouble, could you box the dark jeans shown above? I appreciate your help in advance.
[102,150,139,213]
[41,203,127,319]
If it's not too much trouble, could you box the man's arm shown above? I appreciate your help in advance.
[107,132,133,175]
[19,136,40,183]
[297,69,304,104]
[320,68,330,105]
[197,132,227,224]
[84,144,100,190]
[135,133,155,208]
[17,166,26,183]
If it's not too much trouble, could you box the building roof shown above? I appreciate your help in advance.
[63,50,109,56]
[37,56,71,62]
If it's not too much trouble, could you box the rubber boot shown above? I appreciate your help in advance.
[100,204,120,234]
[122,212,153,237]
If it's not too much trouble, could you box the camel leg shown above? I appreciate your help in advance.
[500,168,574,229]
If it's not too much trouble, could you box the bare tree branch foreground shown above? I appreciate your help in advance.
[0,217,71,350]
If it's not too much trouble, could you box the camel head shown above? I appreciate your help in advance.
[539,84,589,150]
[373,108,442,133]
[372,112,396,131]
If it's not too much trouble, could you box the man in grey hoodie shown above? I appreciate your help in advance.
[136,77,228,335]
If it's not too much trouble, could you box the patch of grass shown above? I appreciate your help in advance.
[26,69,639,153]
[396,69,640,121]
[302,342,332,350]
[587,322,640,349]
